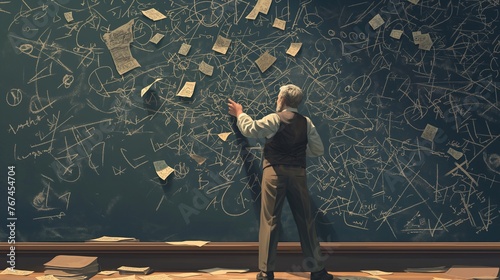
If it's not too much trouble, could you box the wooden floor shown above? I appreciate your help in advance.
[3,271,470,279]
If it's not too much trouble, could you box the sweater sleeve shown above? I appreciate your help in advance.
[236,113,280,139]
[305,117,324,157]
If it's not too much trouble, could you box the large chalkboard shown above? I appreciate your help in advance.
[0,0,499,242]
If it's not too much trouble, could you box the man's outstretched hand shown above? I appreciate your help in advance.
[228,98,243,117]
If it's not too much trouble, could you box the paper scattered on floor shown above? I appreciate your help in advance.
[165,240,210,247]
[199,267,249,275]
[88,235,138,242]
[361,270,392,276]
[1,268,34,275]
[139,274,172,280]
[98,270,118,275]
[168,272,201,278]
[36,276,59,280]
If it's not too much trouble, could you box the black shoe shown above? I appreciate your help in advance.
[256,271,274,280]
[311,268,333,280]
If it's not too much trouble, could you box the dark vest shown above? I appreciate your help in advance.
[263,111,308,169]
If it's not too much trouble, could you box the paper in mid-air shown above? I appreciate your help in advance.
[103,20,141,75]
[142,8,167,21]
[212,35,232,55]
[286,43,302,57]
[177,82,196,98]
[245,0,272,20]
[255,51,277,73]
[140,78,162,97]
[153,160,175,180]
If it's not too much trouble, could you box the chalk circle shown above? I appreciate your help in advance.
[6,88,23,107]
[359,32,366,40]
[351,75,372,93]
[344,85,351,92]
[349,32,358,40]
[328,30,335,37]
[62,74,74,88]
[484,152,500,174]
[19,44,34,55]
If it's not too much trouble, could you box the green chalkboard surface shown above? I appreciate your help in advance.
[0,0,499,242]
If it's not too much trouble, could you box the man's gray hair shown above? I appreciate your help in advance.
[279,84,303,108]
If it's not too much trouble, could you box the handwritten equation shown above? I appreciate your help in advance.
[0,0,498,242]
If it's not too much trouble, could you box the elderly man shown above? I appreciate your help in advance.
[228,84,333,280]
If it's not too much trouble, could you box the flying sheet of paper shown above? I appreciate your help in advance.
[408,0,420,4]
[218,132,231,141]
[447,148,463,160]
[421,124,439,142]
[178,43,191,56]
[150,33,165,44]
[390,29,403,39]
[168,273,201,278]
[153,160,175,180]
[165,240,210,247]
[412,31,422,43]
[142,8,166,21]
[286,42,302,57]
[199,61,214,76]
[417,33,433,50]
[272,18,286,30]
[212,35,232,54]
[369,14,385,30]
[177,81,196,98]
[190,153,207,165]
[103,20,141,75]
[255,51,277,73]
[141,78,162,97]
[64,12,74,23]
[139,274,172,280]
[199,267,249,275]
[1,268,34,276]
[245,0,272,20]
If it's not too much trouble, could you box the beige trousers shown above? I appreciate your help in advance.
[258,165,324,272]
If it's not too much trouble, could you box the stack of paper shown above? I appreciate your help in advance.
[117,266,153,275]
[44,255,99,280]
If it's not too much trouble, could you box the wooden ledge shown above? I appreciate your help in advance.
[2,242,500,254]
